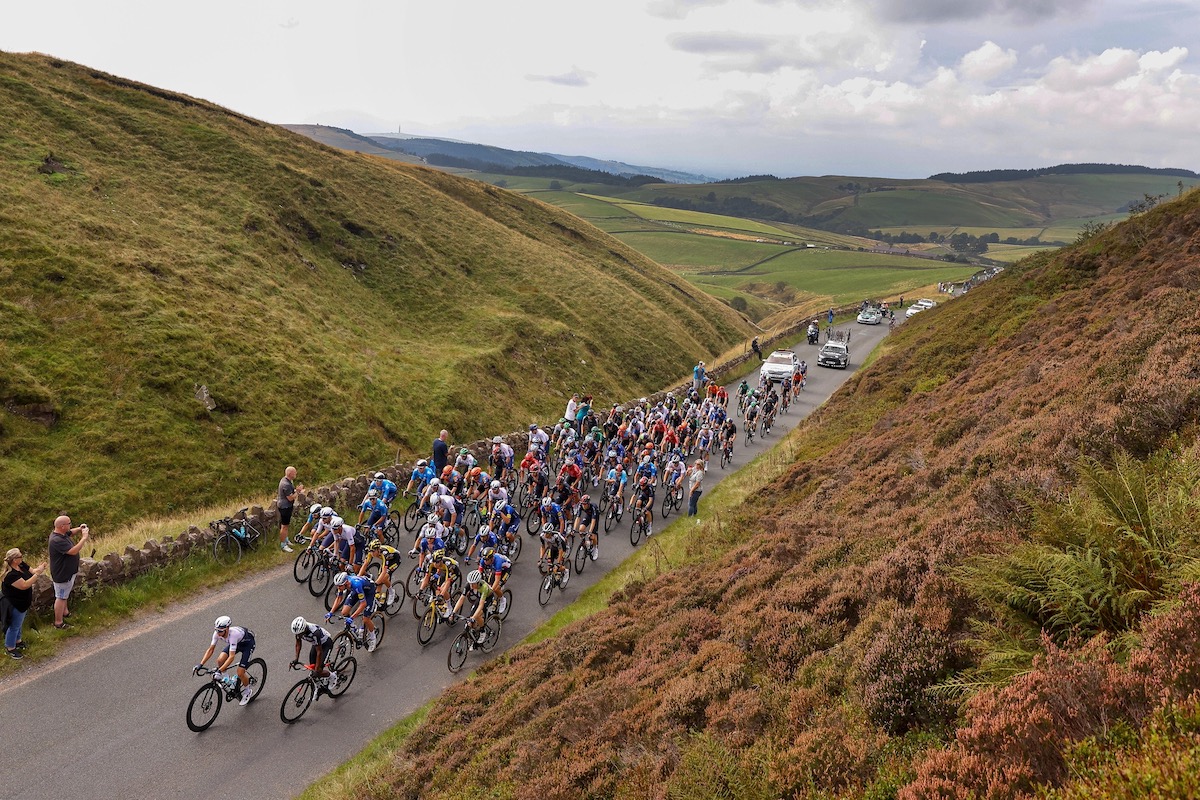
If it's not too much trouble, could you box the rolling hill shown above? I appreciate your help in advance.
[0,52,749,552]
[341,188,1200,798]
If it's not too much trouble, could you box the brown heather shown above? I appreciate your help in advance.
[349,194,1200,795]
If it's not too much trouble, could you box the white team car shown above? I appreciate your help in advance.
[856,308,882,325]
[760,349,799,383]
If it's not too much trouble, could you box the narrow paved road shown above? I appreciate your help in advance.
[0,320,891,800]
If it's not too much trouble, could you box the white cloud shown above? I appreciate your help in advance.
[1044,47,1142,91]
[958,41,1018,81]
[527,68,596,88]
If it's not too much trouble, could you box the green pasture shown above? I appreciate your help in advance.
[612,231,791,270]
[689,249,977,306]
[612,201,799,237]
[986,244,1059,263]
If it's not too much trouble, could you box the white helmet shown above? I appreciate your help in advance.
[309,503,321,514]
[374,472,385,480]
[331,516,344,528]
[467,569,482,584]
[214,615,231,631]
[320,506,334,518]
[492,436,502,444]
[642,455,651,464]
[490,480,501,490]
[333,571,349,587]
[541,496,552,507]
[417,459,428,468]
[291,616,307,635]
[429,478,440,488]
[366,489,379,499]
[542,523,555,534]
[422,526,438,539]
[427,512,440,524]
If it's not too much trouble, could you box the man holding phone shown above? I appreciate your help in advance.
[48,515,89,629]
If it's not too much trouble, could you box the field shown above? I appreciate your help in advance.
[0,53,749,553]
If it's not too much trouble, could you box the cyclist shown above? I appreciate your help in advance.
[485,479,509,516]
[494,501,522,547]
[663,454,686,496]
[464,514,501,566]
[695,426,713,468]
[370,472,399,505]
[415,548,461,618]
[537,496,566,566]
[574,494,599,561]
[489,437,514,482]
[635,454,658,484]
[720,417,738,454]
[454,447,477,476]
[290,616,338,689]
[518,448,541,487]
[477,546,512,600]
[542,523,569,576]
[450,569,495,646]
[306,506,337,550]
[428,490,461,540]
[604,455,628,516]
[193,615,256,706]
[745,400,760,435]
[631,475,656,536]
[327,516,363,568]
[403,459,435,498]
[293,503,324,543]
[356,489,389,536]
[358,538,402,607]
[528,423,549,455]
[440,465,465,497]
[737,379,751,413]
[327,571,379,652]
[410,512,447,558]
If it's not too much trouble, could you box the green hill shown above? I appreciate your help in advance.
[0,52,749,552]
[328,188,1200,799]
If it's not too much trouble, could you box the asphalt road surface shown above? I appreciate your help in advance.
[0,319,891,800]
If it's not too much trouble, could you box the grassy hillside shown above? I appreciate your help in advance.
[343,188,1200,799]
[0,52,749,553]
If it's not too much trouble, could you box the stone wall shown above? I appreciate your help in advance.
[26,311,853,614]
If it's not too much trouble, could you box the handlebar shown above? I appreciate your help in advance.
[289,661,316,671]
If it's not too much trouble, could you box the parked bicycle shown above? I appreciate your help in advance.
[210,509,265,565]
[279,658,355,724]
[186,661,267,732]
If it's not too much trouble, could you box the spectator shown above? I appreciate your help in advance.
[48,515,89,629]
[277,466,302,553]
[574,394,592,432]
[827,307,835,325]
[686,459,707,518]
[565,394,579,429]
[3,548,46,658]
[432,429,450,475]
[751,337,762,361]
[692,361,706,394]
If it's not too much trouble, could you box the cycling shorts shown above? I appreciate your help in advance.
[223,631,256,669]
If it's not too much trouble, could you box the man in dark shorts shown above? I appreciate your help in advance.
[277,466,302,553]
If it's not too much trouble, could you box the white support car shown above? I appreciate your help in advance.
[760,350,799,383]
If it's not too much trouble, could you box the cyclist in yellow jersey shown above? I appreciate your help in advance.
[357,538,402,607]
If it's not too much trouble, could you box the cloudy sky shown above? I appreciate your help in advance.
[4,0,1199,178]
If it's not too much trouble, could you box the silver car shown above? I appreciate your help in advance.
[760,350,799,383]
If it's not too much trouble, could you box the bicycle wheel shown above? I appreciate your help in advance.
[308,560,331,597]
[387,511,402,540]
[383,583,404,616]
[574,541,589,574]
[417,606,438,646]
[661,493,674,519]
[186,683,222,732]
[480,616,502,654]
[630,517,643,547]
[329,656,355,696]
[447,632,470,673]
[505,533,522,561]
[604,505,617,534]
[212,534,241,566]
[451,528,468,556]
[244,658,268,703]
[525,512,539,535]
[538,575,554,606]
[403,502,420,532]
[559,565,571,589]
[496,588,513,621]
[515,482,528,508]
[381,519,400,547]
[293,547,316,583]
[412,589,432,621]
[280,679,314,724]
[404,564,423,599]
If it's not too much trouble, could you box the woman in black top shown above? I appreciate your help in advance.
[3,548,47,659]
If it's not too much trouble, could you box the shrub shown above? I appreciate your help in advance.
[860,611,958,734]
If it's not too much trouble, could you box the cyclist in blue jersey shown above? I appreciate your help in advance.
[404,459,436,498]
[604,458,628,517]
[537,496,565,566]
[410,513,447,560]
[635,454,658,483]
[477,546,512,599]
[290,616,338,688]
[293,503,323,544]
[356,489,390,534]
[495,502,521,542]
[464,517,501,566]
[327,571,378,652]
[370,472,399,504]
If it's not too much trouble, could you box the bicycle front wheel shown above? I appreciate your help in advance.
[186,683,223,732]
[212,534,241,566]
[280,679,314,724]
[497,588,513,621]
[403,502,420,532]
[308,560,331,597]
[574,541,589,574]
[480,616,502,654]
[506,533,522,562]
[369,613,386,648]
[630,518,643,547]
[661,493,674,519]
[417,606,438,646]
[538,575,554,606]
[293,548,316,583]
[244,658,268,703]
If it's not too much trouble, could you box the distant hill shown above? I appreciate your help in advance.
[364,132,715,184]
[279,125,423,164]
[929,162,1200,183]
[0,53,749,552]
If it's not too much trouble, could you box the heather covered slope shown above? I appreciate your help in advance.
[360,191,1200,799]
[0,52,748,552]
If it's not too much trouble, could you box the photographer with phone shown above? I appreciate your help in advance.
[48,515,89,629]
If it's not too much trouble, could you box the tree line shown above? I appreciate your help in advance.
[929,163,1199,183]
